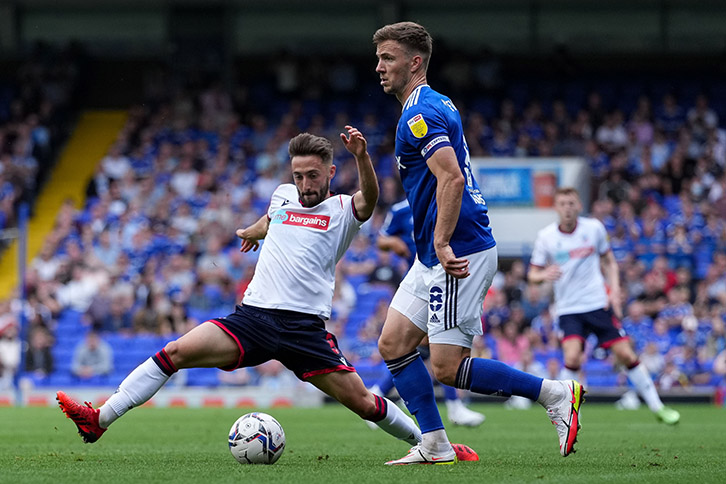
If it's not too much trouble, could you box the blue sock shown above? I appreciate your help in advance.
[442,384,458,401]
[386,351,444,433]
[456,357,542,401]
[374,371,396,396]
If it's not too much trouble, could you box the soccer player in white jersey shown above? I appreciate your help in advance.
[373,21,584,465]
[56,127,432,455]
[528,187,680,425]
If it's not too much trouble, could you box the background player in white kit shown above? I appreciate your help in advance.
[528,187,680,425]
[56,127,430,456]
[373,21,585,465]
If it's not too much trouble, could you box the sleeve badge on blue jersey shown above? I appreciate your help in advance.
[407,114,428,138]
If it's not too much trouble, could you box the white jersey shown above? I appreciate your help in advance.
[530,216,610,317]
[243,184,364,319]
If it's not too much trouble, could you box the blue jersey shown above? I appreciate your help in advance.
[395,84,495,267]
[379,199,416,267]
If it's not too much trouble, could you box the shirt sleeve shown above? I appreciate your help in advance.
[404,102,452,161]
[341,194,365,229]
[530,231,548,267]
[267,185,287,218]
[595,220,611,254]
[379,210,396,237]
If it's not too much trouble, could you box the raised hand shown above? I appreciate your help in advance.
[340,125,367,159]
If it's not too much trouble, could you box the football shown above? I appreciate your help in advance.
[228,412,286,465]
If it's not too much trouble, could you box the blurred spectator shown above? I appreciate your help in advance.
[342,234,378,279]
[502,260,527,303]
[657,285,693,331]
[71,331,113,380]
[640,342,665,378]
[520,283,549,325]
[23,326,54,378]
[506,348,546,409]
[0,310,21,390]
[160,301,198,337]
[100,143,131,180]
[658,358,687,390]
[621,300,653,353]
[483,289,510,333]
[495,319,530,366]
[714,349,726,384]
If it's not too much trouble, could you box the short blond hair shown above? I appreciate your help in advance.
[554,187,580,199]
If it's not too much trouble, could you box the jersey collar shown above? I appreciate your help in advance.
[558,219,578,234]
[402,84,429,111]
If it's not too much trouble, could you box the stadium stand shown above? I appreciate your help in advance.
[1,46,725,399]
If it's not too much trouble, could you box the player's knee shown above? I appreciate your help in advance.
[431,360,457,387]
[347,392,378,420]
[614,347,637,367]
[377,335,396,360]
[163,340,184,367]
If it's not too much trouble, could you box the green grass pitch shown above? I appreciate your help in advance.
[1,403,725,483]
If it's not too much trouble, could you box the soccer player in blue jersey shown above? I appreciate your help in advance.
[373,22,585,464]
[371,198,486,427]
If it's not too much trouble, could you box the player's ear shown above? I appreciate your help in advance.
[410,54,423,73]
[329,164,336,179]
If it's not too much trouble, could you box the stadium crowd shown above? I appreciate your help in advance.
[1,52,726,397]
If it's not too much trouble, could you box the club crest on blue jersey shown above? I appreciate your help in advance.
[429,286,443,312]
[407,114,428,138]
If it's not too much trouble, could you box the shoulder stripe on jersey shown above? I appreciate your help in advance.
[403,84,427,110]
[392,199,410,211]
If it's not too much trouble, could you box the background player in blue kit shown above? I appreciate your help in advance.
[373,22,585,464]
[371,197,486,427]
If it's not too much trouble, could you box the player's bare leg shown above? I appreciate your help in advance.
[610,339,680,424]
[307,370,421,446]
[559,337,586,381]
[58,321,240,443]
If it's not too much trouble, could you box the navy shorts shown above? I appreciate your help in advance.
[211,305,355,381]
[559,308,629,348]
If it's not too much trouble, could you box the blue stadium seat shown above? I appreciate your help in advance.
[186,367,219,387]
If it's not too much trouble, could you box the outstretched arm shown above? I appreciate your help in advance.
[528,264,562,284]
[600,249,622,318]
[236,215,270,252]
[341,125,378,221]
[426,146,468,279]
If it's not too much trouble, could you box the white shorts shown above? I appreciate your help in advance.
[390,246,498,348]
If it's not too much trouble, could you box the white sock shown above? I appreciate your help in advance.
[373,397,422,446]
[559,367,580,381]
[627,363,663,412]
[421,428,452,454]
[98,358,172,428]
[536,379,565,407]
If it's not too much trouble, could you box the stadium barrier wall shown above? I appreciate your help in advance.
[0,386,324,409]
[2,386,721,408]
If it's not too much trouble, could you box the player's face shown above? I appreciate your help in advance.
[554,193,582,225]
[291,155,336,207]
[375,40,412,96]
